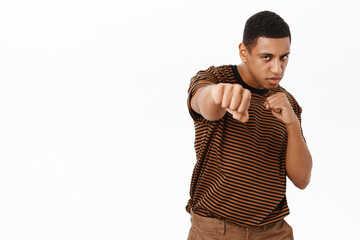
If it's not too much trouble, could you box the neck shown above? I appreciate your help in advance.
[237,64,265,90]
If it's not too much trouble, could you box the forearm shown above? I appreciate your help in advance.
[285,119,313,189]
[191,85,226,121]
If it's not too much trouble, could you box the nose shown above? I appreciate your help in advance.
[271,59,282,75]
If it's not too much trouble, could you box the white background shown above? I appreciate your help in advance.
[0,0,359,239]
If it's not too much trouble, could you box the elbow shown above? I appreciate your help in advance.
[293,176,311,190]
[296,182,309,190]
[288,156,313,190]
[289,169,311,190]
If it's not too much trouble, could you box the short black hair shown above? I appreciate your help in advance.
[243,11,291,52]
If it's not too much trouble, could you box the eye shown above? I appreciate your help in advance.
[281,55,289,60]
[263,56,270,60]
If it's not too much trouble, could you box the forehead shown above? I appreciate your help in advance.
[252,37,291,54]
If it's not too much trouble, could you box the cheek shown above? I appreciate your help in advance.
[254,62,270,76]
[250,59,267,71]
[282,62,289,70]
[248,59,270,79]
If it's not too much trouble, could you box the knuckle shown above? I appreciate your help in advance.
[215,83,223,91]
[233,84,242,90]
[222,103,229,108]
[222,85,230,93]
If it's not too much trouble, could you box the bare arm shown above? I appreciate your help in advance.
[285,120,313,189]
[190,83,251,122]
[264,93,313,189]
[190,85,226,121]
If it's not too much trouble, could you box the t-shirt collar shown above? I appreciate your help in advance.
[231,65,270,95]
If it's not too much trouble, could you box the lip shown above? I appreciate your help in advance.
[267,78,281,85]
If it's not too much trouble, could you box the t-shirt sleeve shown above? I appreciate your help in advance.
[287,93,307,143]
[187,66,223,124]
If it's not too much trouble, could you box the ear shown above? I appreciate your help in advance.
[238,43,248,63]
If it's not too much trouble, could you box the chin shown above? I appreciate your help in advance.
[266,84,279,90]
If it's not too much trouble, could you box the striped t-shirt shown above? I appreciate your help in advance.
[186,65,305,227]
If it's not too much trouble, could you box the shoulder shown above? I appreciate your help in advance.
[196,65,235,82]
[206,64,234,75]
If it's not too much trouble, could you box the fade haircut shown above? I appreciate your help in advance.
[243,11,291,53]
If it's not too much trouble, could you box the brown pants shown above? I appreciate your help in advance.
[187,212,294,240]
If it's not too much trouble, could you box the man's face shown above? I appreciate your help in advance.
[243,37,291,90]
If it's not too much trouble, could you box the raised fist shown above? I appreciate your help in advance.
[211,83,251,123]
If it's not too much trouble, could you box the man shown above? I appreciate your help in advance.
[186,11,312,240]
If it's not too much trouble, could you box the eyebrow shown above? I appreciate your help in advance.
[258,52,291,57]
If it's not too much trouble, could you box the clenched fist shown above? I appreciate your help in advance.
[211,83,251,123]
[264,92,299,126]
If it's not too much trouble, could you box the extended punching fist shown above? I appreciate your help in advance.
[211,83,251,123]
